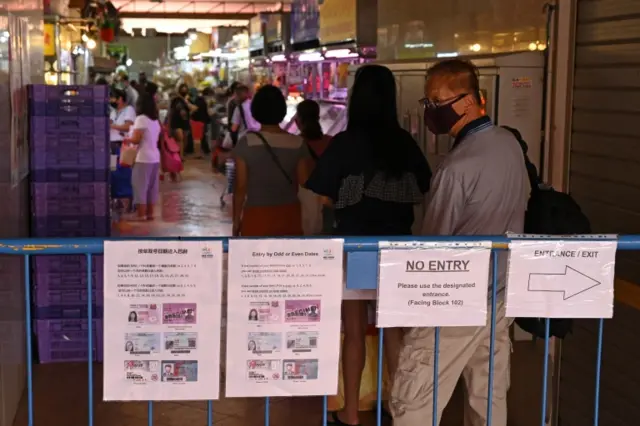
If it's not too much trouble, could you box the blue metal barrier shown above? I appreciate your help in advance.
[3,235,637,426]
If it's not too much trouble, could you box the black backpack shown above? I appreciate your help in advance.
[503,126,591,339]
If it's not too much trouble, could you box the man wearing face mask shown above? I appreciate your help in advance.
[390,59,529,426]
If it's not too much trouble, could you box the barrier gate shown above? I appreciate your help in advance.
[5,235,635,426]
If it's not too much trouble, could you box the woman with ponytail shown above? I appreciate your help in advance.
[305,64,432,426]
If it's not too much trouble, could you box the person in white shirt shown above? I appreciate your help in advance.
[231,84,261,139]
[124,93,162,221]
[109,89,136,149]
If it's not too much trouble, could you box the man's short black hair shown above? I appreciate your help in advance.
[426,59,481,103]
[251,85,286,125]
[111,88,127,102]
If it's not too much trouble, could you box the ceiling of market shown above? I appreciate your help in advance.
[108,0,290,18]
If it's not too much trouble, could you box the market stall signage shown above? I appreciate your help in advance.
[43,23,56,57]
[291,0,320,44]
[265,14,283,43]
[319,0,356,45]
[249,15,265,51]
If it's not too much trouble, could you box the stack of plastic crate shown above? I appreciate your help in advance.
[29,84,110,363]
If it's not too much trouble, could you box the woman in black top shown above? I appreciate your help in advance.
[305,64,432,426]
[169,83,196,159]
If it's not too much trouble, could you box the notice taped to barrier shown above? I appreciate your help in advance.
[376,242,492,327]
[103,241,224,401]
[506,239,617,319]
[225,239,344,398]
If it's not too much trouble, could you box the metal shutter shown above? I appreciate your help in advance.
[560,2,640,425]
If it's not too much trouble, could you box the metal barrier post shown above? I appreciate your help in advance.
[485,252,499,424]
[541,319,551,426]
[432,327,440,426]
[24,254,34,426]
[376,328,384,426]
[86,254,94,426]
[594,318,604,426]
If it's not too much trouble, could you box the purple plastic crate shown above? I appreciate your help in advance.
[32,183,109,217]
[31,168,110,183]
[29,85,109,118]
[35,304,103,319]
[31,216,110,238]
[33,270,102,291]
[34,287,103,308]
[30,130,108,151]
[30,116,108,136]
[35,319,103,363]
[31,145,108,172]
[29,85,108,101]
[33,254,103,274]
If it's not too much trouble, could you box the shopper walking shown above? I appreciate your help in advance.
[169,83,197,160]
[305,64,432,426]
[232,84,311,237]
[124,93,162,220]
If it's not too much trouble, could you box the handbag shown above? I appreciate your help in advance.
[249,131,323,235]
[119,143,137,167]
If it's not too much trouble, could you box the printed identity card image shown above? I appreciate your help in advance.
[246,360,281,381]
[248,301,281,323]
[128,304,159,325]
[247,332,281,354]
[125,333,161,354]
[285,300,321,323]
[286,331,319,351]
[163,303,197,325]
[125,360,160,383]
[164,332,198,353]
[283,359,319,380]
[161,361,198,382]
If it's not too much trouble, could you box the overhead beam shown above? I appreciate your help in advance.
[118,12,254,20]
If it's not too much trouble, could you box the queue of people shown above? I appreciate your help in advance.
[229,58,529,426]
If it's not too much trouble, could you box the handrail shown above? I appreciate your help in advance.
[0,234,636,255]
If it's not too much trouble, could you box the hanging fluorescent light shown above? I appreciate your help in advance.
[185,38,193,46]
[271,54,287,62]
[86,39,97,50]
[126,58,133,67]
[298,52,324,62]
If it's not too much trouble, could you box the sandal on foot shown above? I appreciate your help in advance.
[326,412,361,426]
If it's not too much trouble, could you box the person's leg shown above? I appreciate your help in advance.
[174,129,185,160]
[146,163,161,220]
[131,163,149,220]
[383,327,403,384]
[333,300,368,425]
[391,326,479,426]
[462,303,511,426]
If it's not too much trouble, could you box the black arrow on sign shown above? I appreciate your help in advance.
[527,266,601,300]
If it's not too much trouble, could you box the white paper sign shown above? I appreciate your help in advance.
[103,241,224,401]
[506,240,617,319]
[225,239,343,397]
[377,242,492,327]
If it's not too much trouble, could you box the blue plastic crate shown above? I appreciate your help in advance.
[30,116,108,136]
[34,304,103,320]
[32,183,109,217]
[31,215,110,238]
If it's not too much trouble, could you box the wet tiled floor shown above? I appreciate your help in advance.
[112,158,233,238]
[11,159,546,426]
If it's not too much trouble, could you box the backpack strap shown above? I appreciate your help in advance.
[501,126,541,193]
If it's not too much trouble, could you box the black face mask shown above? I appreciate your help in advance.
[423,94,466,135]
[110,102,118,109]
[180,91,188,97]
